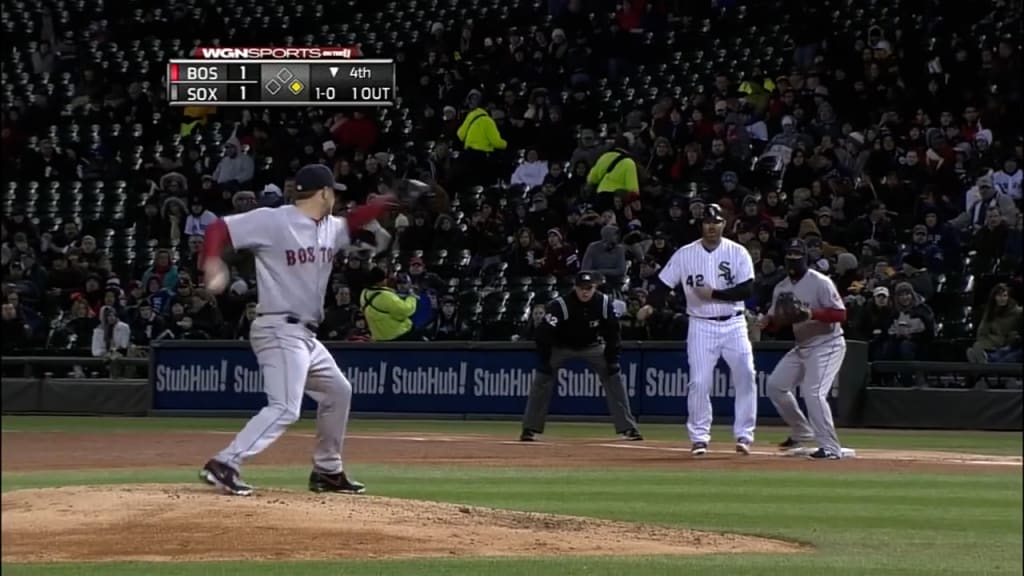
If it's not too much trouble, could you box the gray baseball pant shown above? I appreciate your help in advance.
[522,345,638,434]
[766,337,846,454]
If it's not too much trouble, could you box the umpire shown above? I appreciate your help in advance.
[520,272,643,442]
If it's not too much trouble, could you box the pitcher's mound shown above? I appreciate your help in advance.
[2,485,806,562]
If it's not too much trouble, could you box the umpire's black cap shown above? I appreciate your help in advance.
[702,203,726,223]
[575,272,599,286]
[785,238,807,258]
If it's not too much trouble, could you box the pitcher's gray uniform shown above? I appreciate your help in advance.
[199,163,384,495]
[765,268,847,457]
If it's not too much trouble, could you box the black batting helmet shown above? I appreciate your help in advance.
[702,203,726,223]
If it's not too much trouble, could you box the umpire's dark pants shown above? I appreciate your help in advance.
[522,344,638,434]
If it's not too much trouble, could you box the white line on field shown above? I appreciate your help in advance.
[590,443,1022,466]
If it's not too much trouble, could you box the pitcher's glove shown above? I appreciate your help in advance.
[774,292,812,326]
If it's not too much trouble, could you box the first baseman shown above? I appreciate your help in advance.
[198,163,394,495]
[760,238,848,460]
[640,203,758,455]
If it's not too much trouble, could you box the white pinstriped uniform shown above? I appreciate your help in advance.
[658,238,757,444]
[766,269,846,454]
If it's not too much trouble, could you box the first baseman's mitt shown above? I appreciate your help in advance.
[774,292,812,325]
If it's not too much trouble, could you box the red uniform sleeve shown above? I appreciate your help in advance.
[200,218,232,268]
[346,202,391,232]
[811,308,847,323]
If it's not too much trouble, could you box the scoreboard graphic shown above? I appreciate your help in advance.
[167,59,396,107]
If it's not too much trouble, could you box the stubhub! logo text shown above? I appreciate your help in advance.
[155,360,229,392]
[644,368,773,398]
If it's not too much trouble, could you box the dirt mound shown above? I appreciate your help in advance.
[1,485,806,562]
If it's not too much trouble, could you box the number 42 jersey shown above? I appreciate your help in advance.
[657,237,754,318]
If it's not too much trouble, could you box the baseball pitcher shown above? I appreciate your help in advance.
[198,163,394,495]
[759,238,848,460]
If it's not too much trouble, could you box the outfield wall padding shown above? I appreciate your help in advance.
[1,378,150,415]
[860,388,1023,430]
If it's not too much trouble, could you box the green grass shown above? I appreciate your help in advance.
[2,416,1022,575]
[3,415,1022,455]
[1,464,1021,576]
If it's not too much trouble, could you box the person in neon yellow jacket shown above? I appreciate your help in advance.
[360,268,418,341]
[586,136,639,205]
[456,91,507,153]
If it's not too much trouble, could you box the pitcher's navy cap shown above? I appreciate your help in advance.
[295,163,337,193]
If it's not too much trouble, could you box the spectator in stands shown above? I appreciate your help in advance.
[129,301,168,346]
[91,303,130,358]
[587,136,638,211]
[881,283,935,376]
[184,198,218,237]
[510,148,549,189]
[539,229,580,276]
[2,302,31,354]
[993,156,1022,201]
[901,224,945,274]
[211,138,254,186]
[360,267,418,342]
[953,174,1020,231]
[505,228,544,278]
[972,206,1011,274]
[967,284,1022,364]
[456,90,507,188]
[581,225,627,286]
[428,295,463,341]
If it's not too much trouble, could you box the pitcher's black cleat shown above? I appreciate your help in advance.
[309,469,366,494]
[519,428,538,442]
[619,429,644,441]
[200,459,253,496]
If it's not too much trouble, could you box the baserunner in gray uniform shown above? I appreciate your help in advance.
[758,239,849,460]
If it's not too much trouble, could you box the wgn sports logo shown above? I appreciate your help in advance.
[718,261,735,286]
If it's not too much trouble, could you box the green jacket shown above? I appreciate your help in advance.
[586,149,639,194]
[360,286,417,341]
[456,108,507,152]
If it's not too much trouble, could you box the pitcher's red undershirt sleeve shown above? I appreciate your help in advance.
[811,308,847,323]
[346,203,390,232]
[200,219,232,266]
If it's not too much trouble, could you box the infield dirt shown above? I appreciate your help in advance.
[2,429,1018,563]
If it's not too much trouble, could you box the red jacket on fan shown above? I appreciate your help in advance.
[332,114,379,152]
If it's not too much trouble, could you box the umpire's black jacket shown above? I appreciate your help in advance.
[536,291,621,368]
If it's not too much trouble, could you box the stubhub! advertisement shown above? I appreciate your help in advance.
[151,343,831,417]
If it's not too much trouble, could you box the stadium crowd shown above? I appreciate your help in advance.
[1,0,1022,377]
